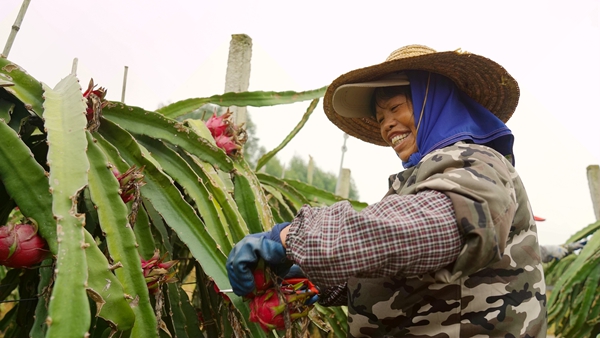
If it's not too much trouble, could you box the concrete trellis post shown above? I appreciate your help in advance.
[335,133,351,198]
[121,66,129,103]
[71,58,78,75]
[224,34,252,125]
[307,155,314,185]
[336,169,351,199]
[587,165,600,221]
[2,0,31,57]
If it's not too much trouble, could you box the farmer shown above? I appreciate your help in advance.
[227,45,547,337]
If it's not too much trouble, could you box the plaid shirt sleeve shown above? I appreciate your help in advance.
[285,190,464,295]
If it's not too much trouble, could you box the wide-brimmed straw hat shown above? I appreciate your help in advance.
[323,45,520,146]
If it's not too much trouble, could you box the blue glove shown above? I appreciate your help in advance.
[284,264,307,279]
[566,238,587,252]
[541,245,569,263]
[226,223,291,296]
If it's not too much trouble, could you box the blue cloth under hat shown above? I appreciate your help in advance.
[402,70,515,168]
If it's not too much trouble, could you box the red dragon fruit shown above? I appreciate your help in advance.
[205,111,231,138]
[214,134,240,155]
[140,250,178,295]
[0,223,48,268]
[248,287,313,332]
[243,259,275,299]
[203,110,247,157]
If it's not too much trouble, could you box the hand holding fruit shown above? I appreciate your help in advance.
[247,265,319,332]
[226,223,292,296]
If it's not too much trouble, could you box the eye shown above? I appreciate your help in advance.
[391,102,404,112]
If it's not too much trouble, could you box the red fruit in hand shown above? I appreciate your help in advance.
[248,288,312,332]
[0,224,48,268]
[244,259,274,299]
[253,259,274,291]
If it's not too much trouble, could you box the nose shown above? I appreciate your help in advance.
[381,114,397,131]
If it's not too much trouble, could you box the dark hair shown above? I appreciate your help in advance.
[370,86,412,117]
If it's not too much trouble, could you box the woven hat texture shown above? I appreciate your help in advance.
[323,45,520,146]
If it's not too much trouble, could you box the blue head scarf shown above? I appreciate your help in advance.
[402,70,514,168]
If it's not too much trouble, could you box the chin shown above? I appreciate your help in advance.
[396,153,408,161]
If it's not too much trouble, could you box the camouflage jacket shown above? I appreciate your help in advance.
[348,142,547,338]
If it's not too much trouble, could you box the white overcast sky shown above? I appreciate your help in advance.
[2,0,599,245]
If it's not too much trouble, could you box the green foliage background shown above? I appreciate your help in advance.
[0,55,363,338]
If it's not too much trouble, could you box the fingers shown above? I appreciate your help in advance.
[226,238,260,296]
[284,264,305,279]
[226,236,289,296]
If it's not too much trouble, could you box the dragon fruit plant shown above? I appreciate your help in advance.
[0,53,357,338]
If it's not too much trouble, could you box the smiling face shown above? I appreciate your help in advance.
[373,88,418,161]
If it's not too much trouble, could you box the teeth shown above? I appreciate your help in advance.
[391,133,408,146]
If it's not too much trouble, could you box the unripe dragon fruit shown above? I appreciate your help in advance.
[204,110,247,157]
[0,223,48,268]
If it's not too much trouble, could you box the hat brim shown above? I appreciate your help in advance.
[332,76,410,118]
[323,49,520,146]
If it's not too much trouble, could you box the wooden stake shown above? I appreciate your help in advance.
[2,0,31,57]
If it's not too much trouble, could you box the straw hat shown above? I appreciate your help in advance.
[323,45,520,146]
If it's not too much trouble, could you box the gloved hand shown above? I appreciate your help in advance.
[541,245,569,263]
[565,238,587,252]
[227,223,292,296]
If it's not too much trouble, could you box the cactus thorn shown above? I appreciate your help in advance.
[109,262,123,271]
